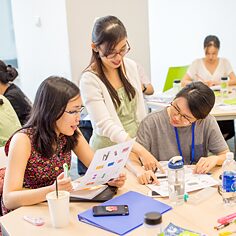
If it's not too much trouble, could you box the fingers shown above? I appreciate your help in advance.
[108,173,127,188]
[193,158,205,174]
[141,158,161,172]
[56,174,73,191]
[194,157,215,174]
[57,172,65,180]
[156,161,165,173]
[137,170,159,185]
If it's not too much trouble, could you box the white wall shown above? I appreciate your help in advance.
[149,0,236,92]
[11,0,71,100]
[0,0,17,60]
[10,0,150,100]
[65,0,150,83]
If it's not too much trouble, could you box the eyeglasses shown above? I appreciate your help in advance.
[65,105,85,116]
[101,41,131,59]
[170,102,195,124]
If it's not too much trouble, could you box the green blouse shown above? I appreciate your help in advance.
[0,96,21,147]
[91,87,138,150]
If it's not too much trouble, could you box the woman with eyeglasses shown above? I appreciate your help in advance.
[127,82,229,184]
[2,76,126,214]
[80,15,161,172]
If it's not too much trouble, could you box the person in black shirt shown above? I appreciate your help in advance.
[0,60,32,125]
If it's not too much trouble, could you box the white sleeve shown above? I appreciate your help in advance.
[187,59,200,80]
[223,58,234,75]
[80,73,129,143]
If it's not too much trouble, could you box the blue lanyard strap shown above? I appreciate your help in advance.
[174,123,195,164]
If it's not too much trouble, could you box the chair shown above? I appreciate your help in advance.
[163,65,189,92]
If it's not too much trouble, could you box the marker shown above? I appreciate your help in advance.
[63,163,69,178]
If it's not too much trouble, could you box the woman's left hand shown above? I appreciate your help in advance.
[108,173,126,188]
[193,156,218,174]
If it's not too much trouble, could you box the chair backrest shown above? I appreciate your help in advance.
[163,65,189,92]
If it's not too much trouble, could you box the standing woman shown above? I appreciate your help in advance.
[181,35,236,140]
[2,76,125,214]
[80,16,160,171]
[0,60,32,125]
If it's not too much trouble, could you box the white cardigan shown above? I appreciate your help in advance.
[80,58,147,144]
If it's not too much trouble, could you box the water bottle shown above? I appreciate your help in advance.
[172,79,181,94]
[220,77,229,97]
[222,152,236,205]
[168,156,185,205]
[143,212,163,236]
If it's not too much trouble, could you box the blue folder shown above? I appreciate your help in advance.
[78,191,172,235]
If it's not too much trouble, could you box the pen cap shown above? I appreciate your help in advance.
[173,79,181,84]
[144,212,162,225]
[221,77,228,81]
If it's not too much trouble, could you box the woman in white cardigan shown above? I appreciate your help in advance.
[80,16,162,174]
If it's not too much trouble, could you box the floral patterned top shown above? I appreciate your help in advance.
[2,128,72,214]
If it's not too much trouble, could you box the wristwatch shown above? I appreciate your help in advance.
[142,84,147,93]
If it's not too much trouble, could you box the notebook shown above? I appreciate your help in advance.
[78,191,172,235]
[70,185,118,202]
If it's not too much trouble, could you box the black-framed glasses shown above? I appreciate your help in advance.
[170,102,194,124]
[65,105,85,116]
[102,41,131,59]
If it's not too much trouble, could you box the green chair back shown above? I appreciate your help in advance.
[163,65,189,92]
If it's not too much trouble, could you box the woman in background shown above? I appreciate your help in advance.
[80,15,161,172]
[182,35,236,86]
[137,64,154,95]
[0,95,21,147]
[181,35,236,140]
[0,60,32,125]
[2,76,125,214]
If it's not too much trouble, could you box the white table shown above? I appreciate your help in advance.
[1,168,235,236]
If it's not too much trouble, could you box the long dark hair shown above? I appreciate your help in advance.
[0,60,18,84]
[175,81,215,119]
[25,76,80,157]
[84,15,136,108]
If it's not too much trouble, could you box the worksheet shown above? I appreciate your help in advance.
[72,139,134,190]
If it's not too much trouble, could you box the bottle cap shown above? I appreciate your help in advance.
[221,77,228,81]
[168,156,184,169]
[144,212,162,225]
[173,79,181,84]
[226,152,234,160]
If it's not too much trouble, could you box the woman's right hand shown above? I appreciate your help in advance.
[137,170,159,185]
[133,142,164,172]
[51,172,73,192]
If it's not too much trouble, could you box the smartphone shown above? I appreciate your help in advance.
[92,205,129,216]
[148,190,161,198]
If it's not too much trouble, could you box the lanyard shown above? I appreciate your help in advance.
[174,123,195,164]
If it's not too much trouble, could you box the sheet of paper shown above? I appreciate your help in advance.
[164,222,206,236]
[72,139,134,190]
[148,162,219,197]
[70,185,107,199]
[216,104,236,111]
[210,85,221,91]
